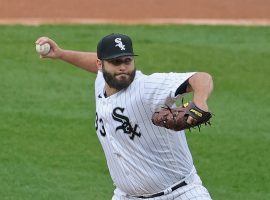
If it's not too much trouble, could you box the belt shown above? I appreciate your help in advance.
[136,181,187,199]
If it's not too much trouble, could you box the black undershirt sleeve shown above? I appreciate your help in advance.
[174,79,189,96]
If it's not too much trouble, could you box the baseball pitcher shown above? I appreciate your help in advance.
[36,33,214,200]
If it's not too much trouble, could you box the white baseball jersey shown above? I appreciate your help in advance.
[95,70,196,196]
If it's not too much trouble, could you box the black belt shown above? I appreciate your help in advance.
[136,181,187,199]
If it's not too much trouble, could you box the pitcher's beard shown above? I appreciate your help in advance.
[102,67,136,91]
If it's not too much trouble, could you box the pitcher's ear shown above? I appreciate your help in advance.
[97,59,103,70]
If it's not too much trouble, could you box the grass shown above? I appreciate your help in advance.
[0,24,269,200]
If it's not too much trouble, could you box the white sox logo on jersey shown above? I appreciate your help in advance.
[115,38,126,50]
[112,107,141,140]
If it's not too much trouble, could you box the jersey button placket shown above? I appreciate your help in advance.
[106,99,120,155]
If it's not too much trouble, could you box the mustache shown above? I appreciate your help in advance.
[115,73,130,76]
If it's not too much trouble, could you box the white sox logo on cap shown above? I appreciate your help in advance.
[97,33,137,60]
[115,38,126,51]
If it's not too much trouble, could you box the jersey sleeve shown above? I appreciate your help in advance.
[142,72,196,111]
[95,70,105,97]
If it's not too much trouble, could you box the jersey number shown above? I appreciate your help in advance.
[95,112,106,137]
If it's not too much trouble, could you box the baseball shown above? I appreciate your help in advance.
[36,43,51,55]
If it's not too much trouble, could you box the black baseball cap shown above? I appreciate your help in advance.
[97,33,138,60]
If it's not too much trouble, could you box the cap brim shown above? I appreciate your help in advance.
[103,53,138,60]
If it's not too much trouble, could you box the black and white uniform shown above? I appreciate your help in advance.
[95,70,212,200]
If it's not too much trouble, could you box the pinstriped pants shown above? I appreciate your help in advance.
[112,174,212,200]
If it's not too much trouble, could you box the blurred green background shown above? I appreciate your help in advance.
[0,25,269,200]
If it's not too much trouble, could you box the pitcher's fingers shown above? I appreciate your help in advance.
[35,37,49,44]
[186,116,197,125]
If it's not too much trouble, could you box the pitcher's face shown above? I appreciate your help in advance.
[100,56,136,90]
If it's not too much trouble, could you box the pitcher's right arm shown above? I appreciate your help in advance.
[36,37,98,73]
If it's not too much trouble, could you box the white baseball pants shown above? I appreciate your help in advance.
[112,173,212,200]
